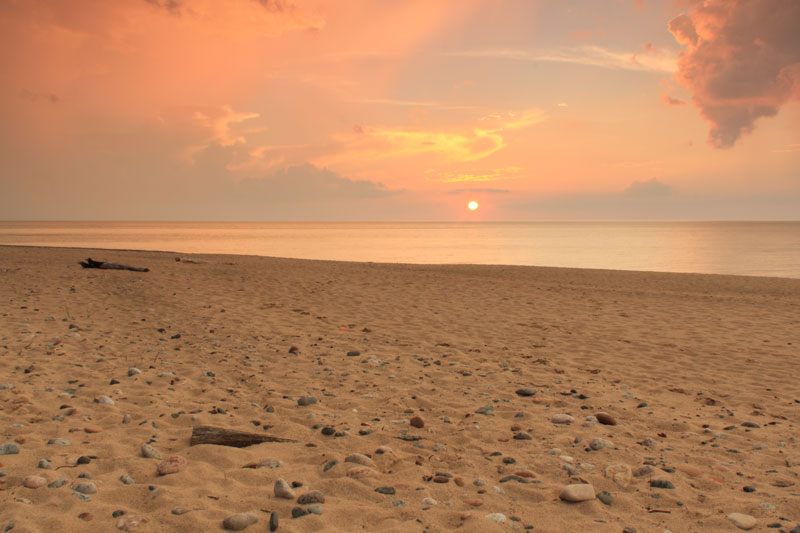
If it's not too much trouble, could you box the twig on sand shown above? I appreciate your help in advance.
[190,425,296,447]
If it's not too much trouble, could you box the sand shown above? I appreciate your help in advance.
[1,245,799,533]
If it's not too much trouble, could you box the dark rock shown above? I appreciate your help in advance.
[515,388,537,397]
[597,491,613,505]
[375,487,395,495]
[650,480,675,489]
[291,507,308,519]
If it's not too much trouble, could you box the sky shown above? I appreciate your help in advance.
[0,0,798,221]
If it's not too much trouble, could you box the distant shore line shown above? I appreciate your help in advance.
[3,243,800,283]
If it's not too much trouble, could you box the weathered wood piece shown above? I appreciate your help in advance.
[190,425,296,447]
[79,257,149,272]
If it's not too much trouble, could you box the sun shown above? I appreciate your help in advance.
[468,200,479,211]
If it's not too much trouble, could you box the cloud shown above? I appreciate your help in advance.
[669,0,800,148]
[772,143,800,153]
[624,178,672,197]
[143,0,183,16]
[20,89,58,104]
[425,167,524,183]
[661,94,687,106]
[445,45,677,72]
[319,110,544,168]
[445,188,510,195]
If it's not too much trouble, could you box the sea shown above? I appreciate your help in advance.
[1,221,799,279]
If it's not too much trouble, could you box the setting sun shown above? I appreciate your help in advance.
[468,201,479,211]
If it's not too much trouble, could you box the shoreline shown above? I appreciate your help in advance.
[3,243,800,282]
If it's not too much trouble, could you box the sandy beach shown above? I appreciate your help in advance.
[1,245,799,533]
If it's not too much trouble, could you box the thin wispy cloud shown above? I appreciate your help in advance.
[444,45,677,73]
[348,98,477,110]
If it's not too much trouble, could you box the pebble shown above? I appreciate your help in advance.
[595,412,617,425]
[552,414,574,425]
[157,455,186,476]
[73,481,97,494]
[633,465,653,477]
[345,453,375,467]
[122,414,132,424]
[78,512,93,521]
[269,512,279,532]
[0,443,19,455]
[307,504,323,515]
[48,479,67,488]
[560,483,595,502]
[47,438,70,446]
[222,512,258,531]
[728,513,757,530]
[0,383,14,390]
[464,497,484,507]
[597,491,613,505]
[346,350,361,357]
[590,438,612,450]
[323,460,338,472]
[410,416,425,428]
[274,479,296,499]
[422,497,437,506]
[141,443,161,459]
[297,396,317,406]
[375,487,395,495]
[514,431,532,440]
[171,507,190,515]
[97,395,115,406]
[515,388,537,397]
[116,516,147,531]
[37,459,51,469]
[23,476,47,489]
[650,480,675,489]
[476,404,494,415]
[127,368,142,376]
[297,490,325,504]
[485,513,507,523]
[605,464,632,488]
[120,475,135,485]
[291,507,308,518]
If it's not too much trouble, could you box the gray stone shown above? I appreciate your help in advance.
[515,388,537,397]
[597,491,613,505]
[141,443,161,459]
[48,479,67,488]
[0,444,19,455]
[476,404,494,415]
[297,490,325,504]
[37,459,51,469]
[274,478,295,499]
[119,475,135,485]
[222,512,258,531]
[97,395,115,406]
[590,438,613,450]
[127,368,142,376]
[297,396,317,407]
[552,414,574,425]
[307,504,323,515]
[72,481,97,494]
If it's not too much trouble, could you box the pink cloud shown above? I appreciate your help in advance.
[669,0,800,148]
[661,94,686,106]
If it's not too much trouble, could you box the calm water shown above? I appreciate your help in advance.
[1,221,799,278]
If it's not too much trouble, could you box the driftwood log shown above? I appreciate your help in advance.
[79,258,149,272]
[190,425,296,447]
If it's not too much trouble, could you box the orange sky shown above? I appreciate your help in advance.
[1,0,798,220]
